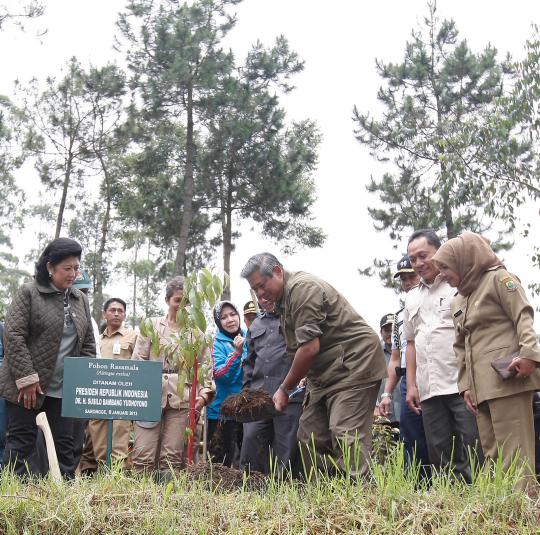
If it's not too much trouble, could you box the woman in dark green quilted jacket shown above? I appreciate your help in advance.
[0,237,96,478]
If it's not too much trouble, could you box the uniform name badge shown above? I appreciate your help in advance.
[113,342,121,355]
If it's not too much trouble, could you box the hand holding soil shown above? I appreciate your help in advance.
[272,387,289,412]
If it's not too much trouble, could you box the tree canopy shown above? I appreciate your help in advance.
[352,2,535,288]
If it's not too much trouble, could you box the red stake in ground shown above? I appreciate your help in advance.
[187,358,198,464]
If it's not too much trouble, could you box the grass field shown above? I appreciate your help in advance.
[0,445,539,535]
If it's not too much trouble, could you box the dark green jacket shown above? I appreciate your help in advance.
[278,270,386,400]
[0,280,96,407]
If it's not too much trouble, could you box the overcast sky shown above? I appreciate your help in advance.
[1,0,540,330]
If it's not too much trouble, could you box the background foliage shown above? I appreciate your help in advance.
[0,0,324,321]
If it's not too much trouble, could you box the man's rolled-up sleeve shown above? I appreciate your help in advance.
[290,281,326,345]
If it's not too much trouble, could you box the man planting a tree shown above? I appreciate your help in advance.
[241,253,386,477]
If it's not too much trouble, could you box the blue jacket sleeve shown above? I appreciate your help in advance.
[212,338,244,386]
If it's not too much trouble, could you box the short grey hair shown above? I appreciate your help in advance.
[240,253,282,279]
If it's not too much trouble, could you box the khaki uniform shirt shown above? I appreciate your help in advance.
[452,266,540,405]
[84,326,136,465]
[278,270,386,402]
[132,317,214,410]
[403,275,458,402]
[100,326,138,360]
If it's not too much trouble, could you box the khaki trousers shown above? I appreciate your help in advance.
[297,381,380,478]
[78,419,131,472]
[476,390,536,486]
[132,406,189,472]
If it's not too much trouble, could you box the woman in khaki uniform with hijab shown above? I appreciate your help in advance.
[433,232,540,485]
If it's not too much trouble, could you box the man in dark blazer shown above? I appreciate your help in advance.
[239,297,303,474]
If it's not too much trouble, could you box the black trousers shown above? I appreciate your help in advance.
[421,393,482,483]
[239,402,302,474]
[207,419,242,468]
[2,397,76,479]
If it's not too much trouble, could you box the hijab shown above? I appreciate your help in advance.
[213,300,242,339]
[432,232,504,297]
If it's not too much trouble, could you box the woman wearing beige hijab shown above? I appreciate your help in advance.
[433,232,540,485]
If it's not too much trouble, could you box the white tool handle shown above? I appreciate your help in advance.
[35,412,62,483]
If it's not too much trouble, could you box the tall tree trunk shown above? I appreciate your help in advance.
[55,155,73,238]
[92,157,112,322]
[132,223,139,328]
[441,184,456,239]
[221,173,234,300]
[175,83,195,275]
[145,239,150,316]
[222,210,232,301]
[429,10,456,240]
[436,98,456,239]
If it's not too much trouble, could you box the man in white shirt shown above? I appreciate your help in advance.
[404,229,481,481]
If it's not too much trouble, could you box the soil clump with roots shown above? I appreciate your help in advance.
[220,389,280,422]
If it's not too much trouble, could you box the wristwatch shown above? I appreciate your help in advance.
[380,392,392,399]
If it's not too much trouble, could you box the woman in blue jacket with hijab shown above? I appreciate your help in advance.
[207,301,246,466]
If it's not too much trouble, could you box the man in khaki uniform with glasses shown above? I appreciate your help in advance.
[242,252,386,477]
[79,298,137,474]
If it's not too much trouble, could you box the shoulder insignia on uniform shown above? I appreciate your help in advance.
[499,276,517,291]
[505,280,517,291]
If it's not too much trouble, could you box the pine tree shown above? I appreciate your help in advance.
[202,37,324,297]
[0,95,29,312]
[118,0,240,275]
[353,2,518,247]
[16,58,90,238]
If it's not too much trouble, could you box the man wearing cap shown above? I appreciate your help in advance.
[379,255,430,472]
[79,298,138,475]
[403,229,481,481]
[243,301,258,329]
[239,297,303,474]
[375,314,400,424]
[241,252,386,477]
